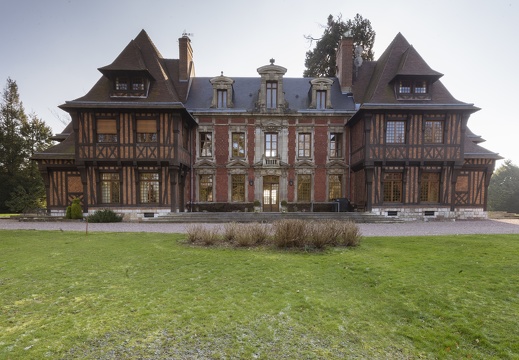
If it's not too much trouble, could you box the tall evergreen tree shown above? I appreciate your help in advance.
[0,78,53,212]
[304,14,375,78]
[488,160,519,213]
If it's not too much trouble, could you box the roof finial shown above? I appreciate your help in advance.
[221,71,224,76]
[270,58,275,65]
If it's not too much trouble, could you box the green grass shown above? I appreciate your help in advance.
[1,230,518,359]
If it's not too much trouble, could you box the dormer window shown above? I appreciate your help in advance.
[112,74,149,97]
[210,73,234,109]
[257,60,287,113]
[266,81,278,109]
[309,78,333,109]
[395,78,431,100]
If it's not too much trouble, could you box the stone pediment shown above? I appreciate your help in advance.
[326,159,348,168]
[193,159,216,169]
[226,159,250,168]
[295,159,316,168]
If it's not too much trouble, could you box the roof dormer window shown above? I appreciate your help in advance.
[257,59,287,113]
[210,73,234,109]
[309,78,333,109]
[395,78,431,100]
[112,74,149,98]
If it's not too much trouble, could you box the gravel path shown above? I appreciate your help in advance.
[1,218,519,237]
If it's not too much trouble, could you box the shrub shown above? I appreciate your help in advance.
[335,221,362,247]
[308,221,338,249]
[70,198,83,219]
[87,209,123,223]
[234,222,270,246]
[65,206,72,219]
[185,224,221,245]
[223,222,239,243]
[272,219,307,248]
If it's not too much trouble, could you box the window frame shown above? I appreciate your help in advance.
[420,172,440,203]
[217,89,227,108]
[297,133,311,158]
[328,174,342,201]
[139,172,159,204]
[386,121,406,144]
[199,132,213,157]
[383,172,403,203]
[96,119,118,143]
[100,172,120,204]
[136,119,158,143]
[199,174,213,202]
[231,174,246,202]
[264,132,278,158]
[424,120,444,144]
[266,81,278,109]
[329,133,343,158]
[316,90,327,110]
[231,132,245,158]
[297,174,312,202]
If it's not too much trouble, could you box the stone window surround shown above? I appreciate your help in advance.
[257,61,287,113]
[309,78,334,109]
[209,73,234,108]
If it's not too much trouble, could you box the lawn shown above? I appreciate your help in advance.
[1,230,518,359]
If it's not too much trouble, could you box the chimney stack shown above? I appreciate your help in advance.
[179,35,194,81]
[336,34,354,93]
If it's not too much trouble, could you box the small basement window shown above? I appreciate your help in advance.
[143,212,155,218]
[424,211,435,217]
[387,210,398,217]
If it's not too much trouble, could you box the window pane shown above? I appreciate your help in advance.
[329,133,342,158]
[101,173,120,204]
[414,80,427,93]
[199,175,213,202]
[297,174,311,202]
[383,173,402,202]
[265,133,277,157]
[386,121,405,144]
[217,89,227,108]
[298,133,311,157]
[420,173,440,202]
[200,132,212,157]
[399,80,411,94]
[231,174,245,202]
[266,81,277,109]
[316,90,326,110]
[232,132,245,158]
[140,173,159,204]
[328,175,342,201]
[424,121,443,144]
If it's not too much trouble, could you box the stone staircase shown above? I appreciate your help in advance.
[144,211,402,224]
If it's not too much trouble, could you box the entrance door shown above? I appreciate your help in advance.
[262,175,279,212]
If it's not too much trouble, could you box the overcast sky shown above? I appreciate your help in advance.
[1,0,517,166]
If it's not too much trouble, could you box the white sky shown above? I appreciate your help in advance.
[1,0,517,166]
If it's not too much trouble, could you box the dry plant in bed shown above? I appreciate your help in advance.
[185,224,222,245]
[234,222,270,247]
[272,219,307,248]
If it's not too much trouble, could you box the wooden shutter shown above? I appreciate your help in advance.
[97,119,117,134]
[137,119,156,133]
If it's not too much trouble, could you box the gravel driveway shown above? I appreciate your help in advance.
[1,218,519,237]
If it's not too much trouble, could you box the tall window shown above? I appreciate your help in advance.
[383,173,402,202]
[100,173,120,204]
[217,89,227,108]
[136,119,157,143]
[266,81,277,109]
[231,174,245,202]
[140,173,159,204]
[329,133,342,158]
[232,132,245,158]
[265,133,278,157]
[328,175,342,201]
[424,121,443,144]
[182,122,189,149]
[420,173,440,203]
[386,121,405,144]
[316,90,326,110]
[97,119,118,143]
[298,133,311,158]
[297,174,311,202]
[199,175,213,202]
[200,132,213,157]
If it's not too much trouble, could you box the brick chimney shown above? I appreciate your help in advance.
[179,35,194,81]
[335,34,354,93]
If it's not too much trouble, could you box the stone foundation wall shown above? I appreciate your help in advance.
[371,207,488,221]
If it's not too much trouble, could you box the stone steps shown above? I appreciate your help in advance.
[144,211,403,224]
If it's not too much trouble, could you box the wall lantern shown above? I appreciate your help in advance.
[288,179,294,186]
[249,179,254,186]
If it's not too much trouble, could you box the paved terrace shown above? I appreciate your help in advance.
[1,218,519,237]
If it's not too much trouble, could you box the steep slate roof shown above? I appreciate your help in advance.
[463,134,503,159]
[61,30,185,108]
[352,33,473,109]
[185,77,356,113]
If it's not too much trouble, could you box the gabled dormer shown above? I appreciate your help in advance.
[257,59,287,113]
[390,45,443,101]
[209,72,234,108]
[309,78,334,109]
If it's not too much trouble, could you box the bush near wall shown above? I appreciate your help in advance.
[190,202,254,212]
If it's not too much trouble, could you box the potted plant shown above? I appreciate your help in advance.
[280,200,288,213]
[253,199,261,212]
